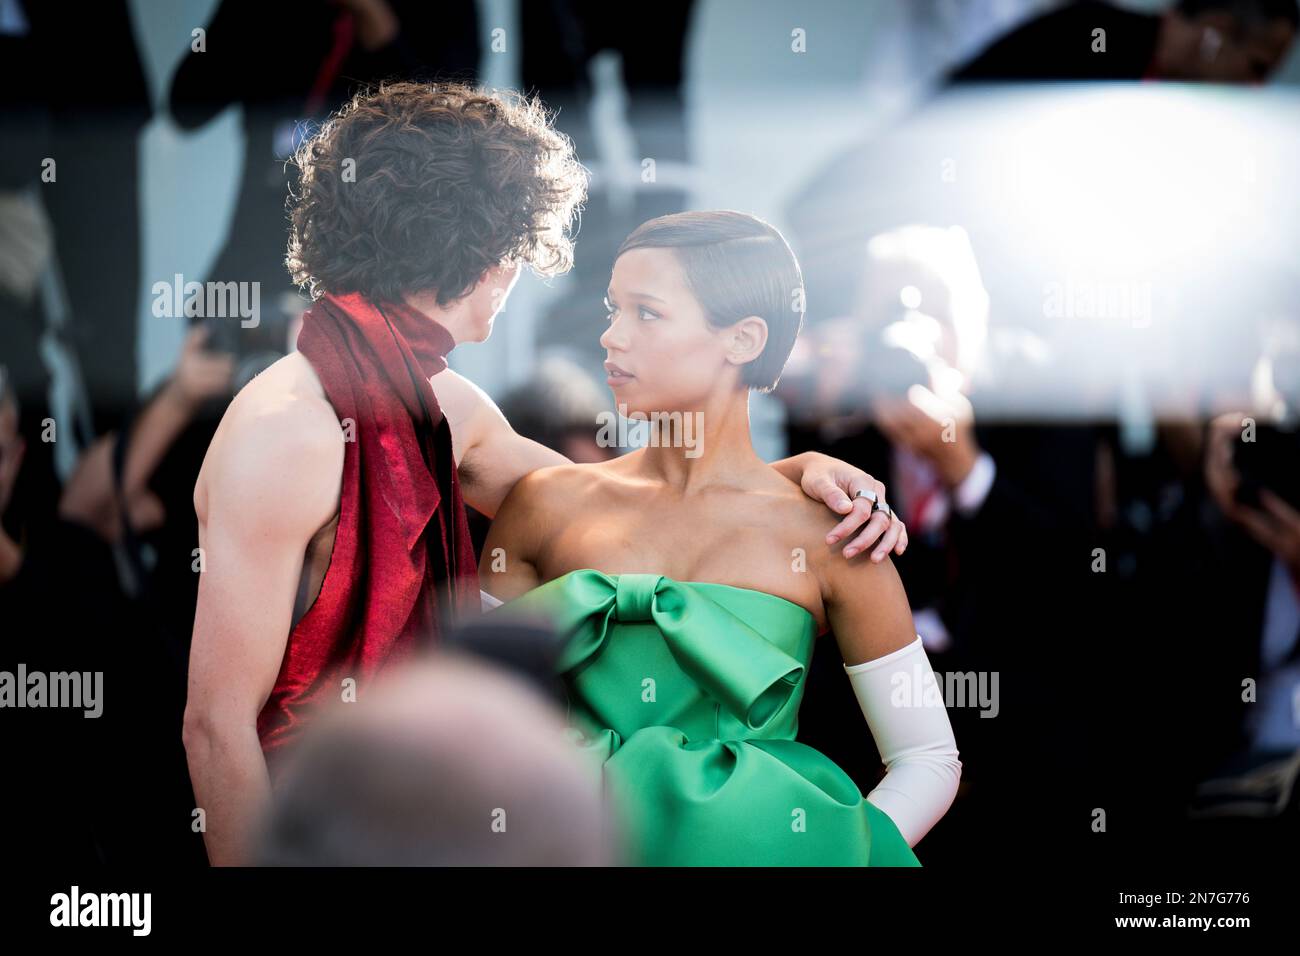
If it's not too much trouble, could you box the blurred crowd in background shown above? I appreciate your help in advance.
[2,0,1300,866]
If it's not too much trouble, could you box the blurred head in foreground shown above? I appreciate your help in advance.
[256,648,624,866]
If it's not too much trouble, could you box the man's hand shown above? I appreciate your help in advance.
[873,383,980,489]
[1233,489,1300,590]
[1204,411,1248,518]
[171,325,235,410]
[775,451,909,563]
[0,418,25,519]
[1204,411,1300,591]
[333,0,399,51]
[100,326,236,536]
[0,408,22,581]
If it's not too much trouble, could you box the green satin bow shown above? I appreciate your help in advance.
[492,569,805,732]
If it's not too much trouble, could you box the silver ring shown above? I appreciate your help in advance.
[852,488,877,504]
[871,499,893,520]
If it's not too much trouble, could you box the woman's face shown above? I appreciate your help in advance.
[599,247,756,416]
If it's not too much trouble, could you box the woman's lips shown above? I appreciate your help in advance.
[604,361,635,385]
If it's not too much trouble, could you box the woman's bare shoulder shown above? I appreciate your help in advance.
[483,460,620,577]
[760,476,864,585]
[497,458,617,519]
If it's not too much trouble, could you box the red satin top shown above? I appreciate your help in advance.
[256,292,482,771]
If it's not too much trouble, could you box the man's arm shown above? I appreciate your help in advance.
[182,397,343,866]
[430,368,568,518]
[119,326,234,529]
[432,368,911,557]
[59,327,235,540]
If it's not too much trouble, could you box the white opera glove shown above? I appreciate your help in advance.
[843,634,962,847]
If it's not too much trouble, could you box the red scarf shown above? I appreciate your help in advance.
[257,292,481,760]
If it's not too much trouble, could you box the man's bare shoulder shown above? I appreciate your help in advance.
[429,367,490,429]
[196,352,343,528]
[215,353,340,460]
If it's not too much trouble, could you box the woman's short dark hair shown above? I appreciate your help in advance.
[286,80,588,307]
[615,210,805,393]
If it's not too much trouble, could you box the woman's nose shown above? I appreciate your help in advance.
[599,315,626,351]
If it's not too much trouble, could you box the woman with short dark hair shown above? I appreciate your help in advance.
[484,210,962,866]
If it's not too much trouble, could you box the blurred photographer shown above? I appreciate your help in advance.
[779,225,1100,861]
[0,271,303,865]
[0,361,141,866]
[1200,321,1300,797]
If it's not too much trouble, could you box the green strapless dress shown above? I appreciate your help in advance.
[489,569,920,866]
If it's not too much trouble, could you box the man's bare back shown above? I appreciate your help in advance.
[186,342,513,866]
[194,350,343,629]
[194,351,497,629]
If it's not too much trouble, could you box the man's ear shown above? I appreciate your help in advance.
[484,258,520,282]
[726,315,769,367]
[478,259,520,299]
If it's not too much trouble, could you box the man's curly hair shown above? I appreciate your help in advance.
[286,80,588,307]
